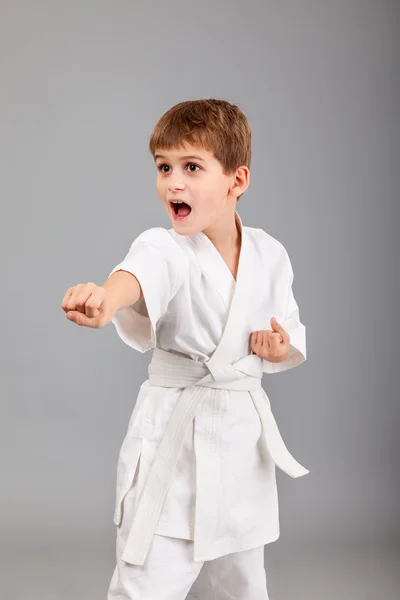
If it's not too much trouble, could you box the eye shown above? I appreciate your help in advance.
[185,163,201,173]
[157,163,170,173]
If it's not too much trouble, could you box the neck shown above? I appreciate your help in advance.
[202,209,240,251]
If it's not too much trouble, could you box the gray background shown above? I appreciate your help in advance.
[1,1,399,598]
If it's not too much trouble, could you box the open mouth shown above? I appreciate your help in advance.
[169,200,192,221]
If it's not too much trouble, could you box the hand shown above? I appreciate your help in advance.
[250,317,290,362]
[61,282,114,328]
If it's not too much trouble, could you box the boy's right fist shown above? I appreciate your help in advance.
[62,282,113,328]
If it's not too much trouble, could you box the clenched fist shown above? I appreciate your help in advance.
[251,317,290,363]
[62,282,114,328]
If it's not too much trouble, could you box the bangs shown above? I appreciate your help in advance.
[149,123,214,156]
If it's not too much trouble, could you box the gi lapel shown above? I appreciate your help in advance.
[187,228,237,313]
[205,211,254,377]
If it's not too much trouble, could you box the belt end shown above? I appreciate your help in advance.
[121,547,147,566]
[292,466,310,478]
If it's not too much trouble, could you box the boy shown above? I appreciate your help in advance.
[61,99,309,599]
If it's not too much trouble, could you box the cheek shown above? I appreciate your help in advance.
[205,190,226,215]
[156,178,166,197]
[198,180,225,205]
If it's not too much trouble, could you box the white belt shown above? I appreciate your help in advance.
[121,348,309,565]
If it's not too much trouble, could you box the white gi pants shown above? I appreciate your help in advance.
[107,482,270,600]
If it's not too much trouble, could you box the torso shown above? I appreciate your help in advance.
[156,224,290,363]
[112,220,286,555]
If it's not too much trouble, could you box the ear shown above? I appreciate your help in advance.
[229,166,250,198]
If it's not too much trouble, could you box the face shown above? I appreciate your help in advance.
[154,143,248,236]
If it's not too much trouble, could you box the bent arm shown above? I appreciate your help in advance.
[262,248,307,374]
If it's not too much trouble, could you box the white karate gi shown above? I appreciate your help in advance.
[107,211,308,595]
[108,483,270,599]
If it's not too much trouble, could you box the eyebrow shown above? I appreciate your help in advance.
[154,154,206,162]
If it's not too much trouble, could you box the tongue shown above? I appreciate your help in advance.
[177,203,191,217]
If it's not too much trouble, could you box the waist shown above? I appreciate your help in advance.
[148,347,263,391]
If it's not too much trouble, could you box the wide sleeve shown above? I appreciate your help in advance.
[262,248,307,374]
[108,228,189,352]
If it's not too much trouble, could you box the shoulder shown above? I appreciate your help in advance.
[244,226,294,281]
[244,225,291,265]
[133,226,178,247]
[131,227,186,255]
[127,227,190,271]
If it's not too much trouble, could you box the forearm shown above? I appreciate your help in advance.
[101,270,142,313]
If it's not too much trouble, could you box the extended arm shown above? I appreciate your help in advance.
[62,270,142,328]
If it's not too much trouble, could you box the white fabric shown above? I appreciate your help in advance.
[121,348,308,565]
[110,211,308,564]
[107,481,269,600]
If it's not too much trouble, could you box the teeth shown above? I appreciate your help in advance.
[172,201,183,204]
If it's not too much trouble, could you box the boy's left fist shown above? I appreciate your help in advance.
[250,317,290,362]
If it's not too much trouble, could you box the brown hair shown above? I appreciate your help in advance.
[149,99,252,176]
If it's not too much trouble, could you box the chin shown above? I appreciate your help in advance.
[170,220,199,236]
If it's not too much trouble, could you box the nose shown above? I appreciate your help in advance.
[168,179,185,192]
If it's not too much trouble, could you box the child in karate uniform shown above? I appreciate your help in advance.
[62,99,309,599]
